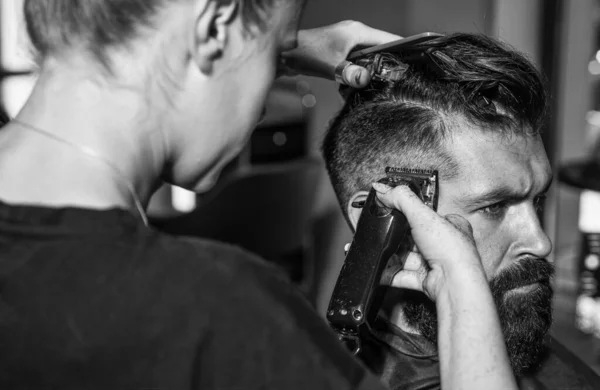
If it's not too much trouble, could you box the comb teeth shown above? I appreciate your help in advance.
[386,167,436,176]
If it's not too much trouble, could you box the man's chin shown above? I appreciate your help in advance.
[495,280,553,376]
[402,278,554,377]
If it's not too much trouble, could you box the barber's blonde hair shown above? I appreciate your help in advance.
[24,0,300,67]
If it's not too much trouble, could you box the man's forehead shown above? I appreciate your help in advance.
[443,128,552,200]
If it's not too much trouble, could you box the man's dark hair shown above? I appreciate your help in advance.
[24,0,299,68]
[322,33,548,218]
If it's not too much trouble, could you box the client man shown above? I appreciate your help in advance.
[323,33,599,389]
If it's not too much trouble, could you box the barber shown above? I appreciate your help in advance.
[0,0,515,389]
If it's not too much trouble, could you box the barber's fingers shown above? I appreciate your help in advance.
[387,253,428,293]
[379,251,423,285]
[389,270,425,292]
[372,182,482,281]
[337,22,401,88]
[372,182,440,228]
[349,21,402,48]
[372,183,476,242]
[403,250,424,271]
[444,214,475,240]
[339,63,371,88]
[281,22,400,85]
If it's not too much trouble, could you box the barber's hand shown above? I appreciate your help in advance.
[280,21,401,88]
[373,182,485,301]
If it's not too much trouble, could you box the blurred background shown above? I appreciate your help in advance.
[2,0,600,374]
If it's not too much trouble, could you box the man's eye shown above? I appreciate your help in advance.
[480,202,507,220]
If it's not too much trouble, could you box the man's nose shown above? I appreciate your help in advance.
[514,204,553,259]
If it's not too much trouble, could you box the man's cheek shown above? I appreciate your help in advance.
[436,203,507,277]
[468,217,507,280]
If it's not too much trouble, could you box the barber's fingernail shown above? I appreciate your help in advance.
[372,182,392,194]
[345,67,362,86]
[344,243,351,254]
[355,70,362,85]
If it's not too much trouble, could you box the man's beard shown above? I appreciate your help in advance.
[402,257,555,377]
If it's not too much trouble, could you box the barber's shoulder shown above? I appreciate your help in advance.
[129,230,296,322]
[163,233,286,277]
[142,230,290,290]
[151,232,314,323]
[144,232,377,388]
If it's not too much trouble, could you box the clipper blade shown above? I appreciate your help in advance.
[383,167,439,211]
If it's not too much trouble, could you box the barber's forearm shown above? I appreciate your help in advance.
[436,268,517,390]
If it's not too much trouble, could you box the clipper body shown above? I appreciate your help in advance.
[326,167,438,355]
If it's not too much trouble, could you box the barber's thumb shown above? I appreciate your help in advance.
[384,252,426,290]
[343,64,371,88]
[388,269,425,292]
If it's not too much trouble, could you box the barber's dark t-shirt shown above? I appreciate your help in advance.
[360,314,600,390]
[0,201,385,389]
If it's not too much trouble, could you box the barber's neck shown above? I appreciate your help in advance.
[0,54,167,213]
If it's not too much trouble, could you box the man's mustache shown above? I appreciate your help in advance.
[489,257,555,293]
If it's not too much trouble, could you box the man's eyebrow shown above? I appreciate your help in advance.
[463,187,527,208]
[463,174,554,208]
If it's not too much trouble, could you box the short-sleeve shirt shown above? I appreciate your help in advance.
[0,201,386,389]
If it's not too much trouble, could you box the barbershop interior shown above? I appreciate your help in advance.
[4,0,600,387]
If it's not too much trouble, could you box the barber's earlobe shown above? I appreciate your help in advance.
[191,0,239,74]
[347,191,370,231]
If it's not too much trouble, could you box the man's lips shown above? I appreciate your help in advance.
[510,282,540,293]
[506,277,551,293]
[490,258,555,294]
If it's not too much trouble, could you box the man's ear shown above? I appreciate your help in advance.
[190,0,239,74]
[347,191,370,232]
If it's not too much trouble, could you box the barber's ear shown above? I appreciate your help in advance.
[190,0,239,74]
[347,191,370,232]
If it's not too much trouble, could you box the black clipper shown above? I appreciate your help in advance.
[326,167,439,355]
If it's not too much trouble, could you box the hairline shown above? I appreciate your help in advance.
[335,110,544,221]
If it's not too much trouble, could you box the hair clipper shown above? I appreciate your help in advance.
[326,167,439,355]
